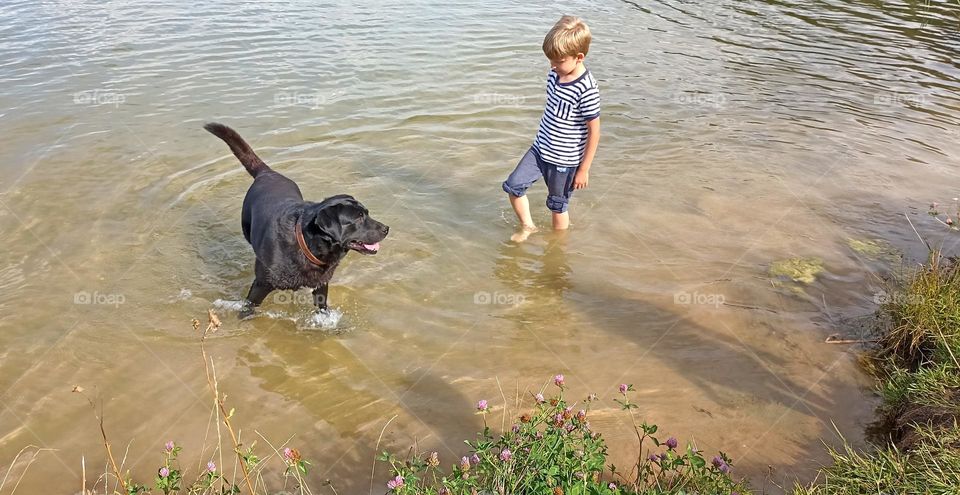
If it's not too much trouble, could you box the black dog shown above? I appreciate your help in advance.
[204,123,388,319]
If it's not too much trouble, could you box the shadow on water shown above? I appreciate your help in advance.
[494,233,833,418]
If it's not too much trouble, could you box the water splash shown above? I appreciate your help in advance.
[212,298,245,311]
[211,298,344,331]
[300,308,343,331]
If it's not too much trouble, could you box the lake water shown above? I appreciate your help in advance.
[1,0,959,493]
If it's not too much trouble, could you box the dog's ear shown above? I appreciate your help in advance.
[308,206,343,244]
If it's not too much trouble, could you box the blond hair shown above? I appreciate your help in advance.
[542,16,591,60]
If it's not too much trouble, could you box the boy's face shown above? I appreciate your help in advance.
[549,53,584,77]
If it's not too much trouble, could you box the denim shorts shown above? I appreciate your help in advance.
[502,147,577,213]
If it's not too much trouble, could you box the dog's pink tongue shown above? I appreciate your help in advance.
[363,242,380,251]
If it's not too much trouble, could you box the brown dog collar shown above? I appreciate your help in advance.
[295,220,326,267]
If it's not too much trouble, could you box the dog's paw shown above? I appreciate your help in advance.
[238,306,256,320]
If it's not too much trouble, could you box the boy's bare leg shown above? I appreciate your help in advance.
[552,211,570,230]
[509,194,538,242]
[509,194,537,229]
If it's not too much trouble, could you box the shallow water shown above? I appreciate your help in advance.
[1,0,959,493]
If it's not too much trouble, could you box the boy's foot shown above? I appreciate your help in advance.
[510,224,539,243]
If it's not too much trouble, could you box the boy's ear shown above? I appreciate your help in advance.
[576,53,585,62]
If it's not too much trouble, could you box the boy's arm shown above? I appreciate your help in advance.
[573,117,600,190]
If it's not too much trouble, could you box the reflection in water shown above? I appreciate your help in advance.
[493,233,573,322]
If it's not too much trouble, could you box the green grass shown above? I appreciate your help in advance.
[795,250,960,495]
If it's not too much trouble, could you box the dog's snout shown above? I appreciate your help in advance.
[381,225,390,236]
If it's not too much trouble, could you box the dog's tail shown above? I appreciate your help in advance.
[204,122,270,178]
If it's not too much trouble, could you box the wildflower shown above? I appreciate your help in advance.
[553,486,564,495]
[520,413,532,423]
[283,447,301,463]
[576,409,586,421]
[427,451,440,467]
[554,374,565,387]
[164,441,174,452]
[712,456,731,474]
[471,453,480,465]
[476,399,488,412]
[460,456,471,470]
[619,383,628,394]
[665,437,678,450]
[386,475,404,490]
[534,393,545,404]
[563,406,573,420]
[553,413,564,426]
[439,488,450,495]
[535,432,544,440]
[511,424,520,433]
[159,467,170,477]
[608,482,617,490]
[499,448,512,461]
[206,461,216,473]
[565,422,576,433]
[648,453,659,462]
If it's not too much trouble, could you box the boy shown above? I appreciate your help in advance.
[502,15,600,240]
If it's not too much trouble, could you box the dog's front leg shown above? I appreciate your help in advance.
[312,284,329,311]
[240,279,273,319]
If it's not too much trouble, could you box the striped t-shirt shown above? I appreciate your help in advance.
[533,69,601,167]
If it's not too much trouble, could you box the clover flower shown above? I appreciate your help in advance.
[665,437,678,450]
[386,475,404,490]
[619,384,628,394]
[535,393,545,404]
[499,448,512,461]
[164,441,174,453]
[712,456,731,473]
[159,467,170,477]
[554,374,565,387]
[476,399,488,412]
[206,461,216,473]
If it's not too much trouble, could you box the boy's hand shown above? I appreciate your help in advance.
[573,168,589,189]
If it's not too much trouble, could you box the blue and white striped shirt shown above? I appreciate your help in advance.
[533,69,600,167]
